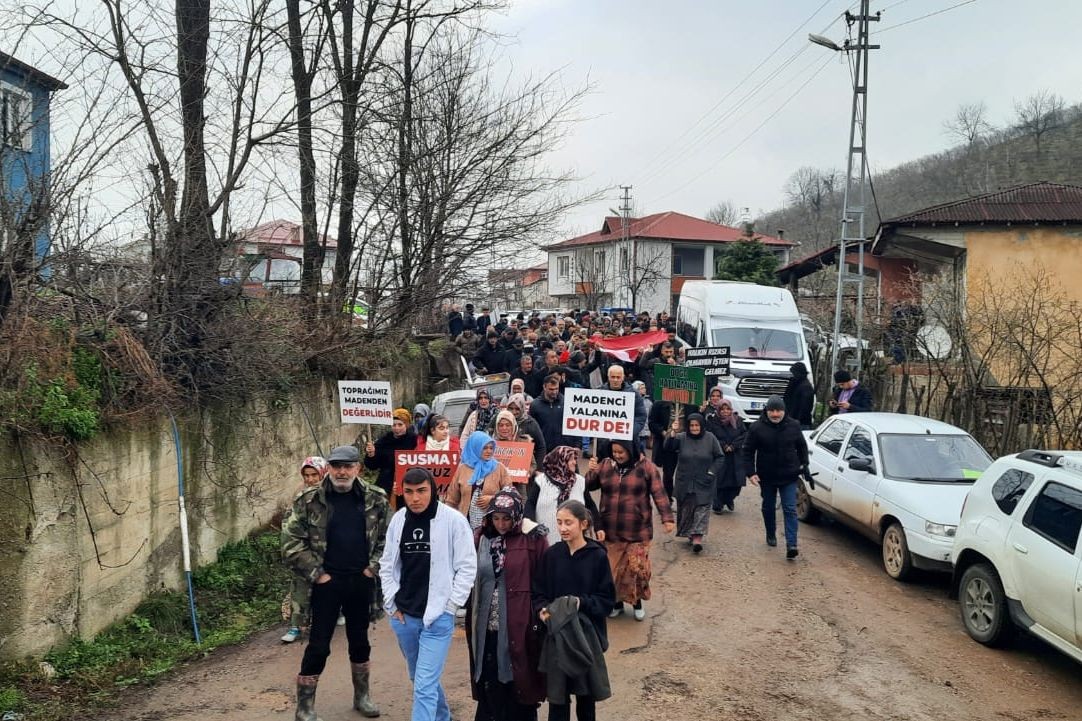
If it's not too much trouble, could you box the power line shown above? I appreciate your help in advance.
[875,0,979,33]
[651,54,835,205]
[635,0,847,180]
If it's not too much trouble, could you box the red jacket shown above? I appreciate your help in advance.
[586,457,674,543]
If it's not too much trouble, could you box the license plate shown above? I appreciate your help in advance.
[750,401,763,410]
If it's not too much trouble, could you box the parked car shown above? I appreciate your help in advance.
[798,412,993,580]
[430,389,478,437]
[951,450,1082,663]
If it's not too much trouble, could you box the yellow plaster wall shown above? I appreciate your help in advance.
[965,227,1082,300]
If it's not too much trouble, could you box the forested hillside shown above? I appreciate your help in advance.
[752,97,1082,257]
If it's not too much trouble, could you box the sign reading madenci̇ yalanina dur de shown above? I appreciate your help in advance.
[561,387,634,441]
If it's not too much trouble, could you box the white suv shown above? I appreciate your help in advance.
[951,450,1082,663]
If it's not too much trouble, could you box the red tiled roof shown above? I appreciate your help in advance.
[237,219,338,248]
[881,182,1082,226]
[545,211,793,250]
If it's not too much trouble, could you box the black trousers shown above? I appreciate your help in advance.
[475,631,538,721]
[300,573,372,676]
[548,696,595,721]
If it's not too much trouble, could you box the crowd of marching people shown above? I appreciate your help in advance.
[280,305,872,721]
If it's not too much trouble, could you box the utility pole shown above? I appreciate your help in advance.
[619,185,633,308]
[813,1,880,376]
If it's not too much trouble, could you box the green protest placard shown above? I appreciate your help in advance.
[652,364,706,406]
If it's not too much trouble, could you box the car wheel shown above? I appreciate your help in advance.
[881,522,913,581]
[958,563,1013,646]
[796,480,820,523]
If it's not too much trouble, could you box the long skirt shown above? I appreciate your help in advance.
[475,631,538,721]
[676,497,711,538]
[605,540,653,605]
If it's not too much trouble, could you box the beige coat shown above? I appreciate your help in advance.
[444,461,513,518]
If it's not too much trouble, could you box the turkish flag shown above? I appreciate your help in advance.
[590,330,671,362]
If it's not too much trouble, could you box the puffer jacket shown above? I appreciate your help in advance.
[741,416,809,486]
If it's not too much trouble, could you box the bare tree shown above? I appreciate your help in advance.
[1014,89,1065,154]
[626,244,668,311]
[25,0,296,386]
[573,251,607,311]
[705,200,738,227]
[356,25,590,329]
[943,101,992,146]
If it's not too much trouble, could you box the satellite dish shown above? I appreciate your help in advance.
[916,323,952,360]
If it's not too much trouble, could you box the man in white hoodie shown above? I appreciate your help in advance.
[380,468,476,721]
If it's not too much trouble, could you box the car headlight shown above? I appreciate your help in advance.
[925,522,957,538]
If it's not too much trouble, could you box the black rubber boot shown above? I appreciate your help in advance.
[786,546,799,559]
[295,675,323,721]
[351,662,380,717]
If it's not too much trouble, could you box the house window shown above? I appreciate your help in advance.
[672,254,682,275]
[620,247,629,272]
[556,255,570,280]
[1,82,32,152]
[594,250,606,272]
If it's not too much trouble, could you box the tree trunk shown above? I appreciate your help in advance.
[287,0,321,309]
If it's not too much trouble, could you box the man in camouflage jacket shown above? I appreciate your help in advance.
[282,444,391,721]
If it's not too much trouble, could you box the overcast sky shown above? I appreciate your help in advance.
[488,0,1082,241]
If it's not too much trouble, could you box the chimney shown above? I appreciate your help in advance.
[777,229,785,240]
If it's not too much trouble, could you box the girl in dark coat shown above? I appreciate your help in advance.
[363,407,418,498]
[532,500,615,721]
[468,488,549,721]
[704,399,747,513]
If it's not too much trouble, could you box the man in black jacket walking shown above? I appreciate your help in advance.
[529,374,574,451]
[742,395,809,559]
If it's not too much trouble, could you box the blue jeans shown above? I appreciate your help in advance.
[760,482,798,548]
[390,612,454,721]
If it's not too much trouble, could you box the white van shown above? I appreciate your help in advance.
[676,281,810,420]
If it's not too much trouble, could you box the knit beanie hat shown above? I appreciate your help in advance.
[765,395,786,412]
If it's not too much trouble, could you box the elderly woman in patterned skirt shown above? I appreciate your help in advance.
[585,438,674,621]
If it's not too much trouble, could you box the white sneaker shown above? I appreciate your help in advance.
[608,606,622,618]
[281,627,301,643]
[337,614,346,626]
[633,606,646,621]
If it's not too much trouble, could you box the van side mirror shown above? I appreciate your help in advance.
[848,457,875,473]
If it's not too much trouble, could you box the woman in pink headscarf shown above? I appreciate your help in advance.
[281,456,328,643]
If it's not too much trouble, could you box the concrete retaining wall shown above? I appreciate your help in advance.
[0,360,430,660]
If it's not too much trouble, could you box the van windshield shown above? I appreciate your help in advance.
[711,327,802,360]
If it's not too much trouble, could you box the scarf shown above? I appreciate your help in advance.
[425,435,450,451]
[542,446,580,504]
[473,391,497,431]
[494,409,518,441]
[687,413,705,439]
[300,456,328,485]
[717,400,739,429]
[462,431,500,486]
[611,438,640,478]
[484,488,525,578]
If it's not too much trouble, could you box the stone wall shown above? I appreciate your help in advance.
[0,358,431,660]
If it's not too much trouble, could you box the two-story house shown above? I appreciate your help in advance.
[1,51,66,265]
[545,211,794,313]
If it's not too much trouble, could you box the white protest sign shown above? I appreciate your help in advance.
[338,380,393,425]
[561,387,634,441]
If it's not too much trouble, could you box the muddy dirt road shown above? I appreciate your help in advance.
[103,495,1082,721]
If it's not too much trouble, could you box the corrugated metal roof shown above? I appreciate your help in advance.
[545,211,793,250]
[881,182,1082,225]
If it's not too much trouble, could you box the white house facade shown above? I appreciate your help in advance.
[546,212,794,313]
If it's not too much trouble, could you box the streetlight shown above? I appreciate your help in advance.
[807,33,842,51]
